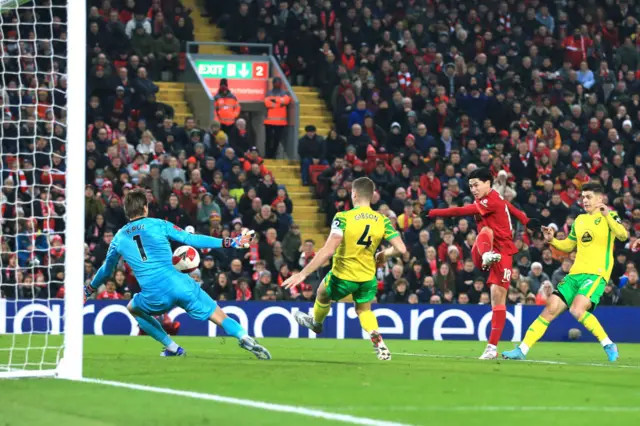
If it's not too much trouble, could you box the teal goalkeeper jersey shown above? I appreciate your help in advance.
[90,218,223,294]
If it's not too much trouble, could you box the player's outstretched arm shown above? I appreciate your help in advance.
[600,206,629,241]
[425,203,479,219]
[165,221,254,249]
[547,224,577,253]
[283,234,342,289]
[87,242,120,296]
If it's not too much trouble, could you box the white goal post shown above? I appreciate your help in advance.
[0,0,85,380]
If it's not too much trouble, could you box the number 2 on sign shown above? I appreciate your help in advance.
[252,62,266,78]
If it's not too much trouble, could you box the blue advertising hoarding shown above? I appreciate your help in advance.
[0,300,638,342]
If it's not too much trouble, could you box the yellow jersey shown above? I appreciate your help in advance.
[551,210,628,281]
[330,206,399,282]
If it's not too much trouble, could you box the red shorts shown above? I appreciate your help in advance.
[472,244,513,289]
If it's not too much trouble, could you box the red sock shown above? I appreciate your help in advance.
[488,304,506,346]
[475,228,494,257]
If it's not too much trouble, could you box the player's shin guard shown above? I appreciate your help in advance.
[475,228,494,256]
[358,310,379,334]
[488,305,506,347]
[221,317,248,340]
[520,316,550,354]
[136,312,175,348]
[313,300,331,325]
[579,312,612,346]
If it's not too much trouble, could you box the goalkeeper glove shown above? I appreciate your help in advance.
[223,230,255,249]
[84,285,95,301]
[526,218,542,232]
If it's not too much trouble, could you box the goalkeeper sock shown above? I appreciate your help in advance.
[488,304,506,346]
[221,317,248,340]
[313,300,331,325]
[578,312,612,347]
[358,310,379,334]
[135,312,174,348]
[520,316,550,355]
[475,228,494,256]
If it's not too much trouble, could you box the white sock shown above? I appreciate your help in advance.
[487,344,497,350]
[519,343,530,355]
[601,337,613,347]
[166,341,179,352]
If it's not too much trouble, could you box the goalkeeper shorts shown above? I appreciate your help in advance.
[132,277,217,321]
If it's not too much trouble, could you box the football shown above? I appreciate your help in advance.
[172,245,200,273]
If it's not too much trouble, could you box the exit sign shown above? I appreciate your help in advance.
[195,60,268,80]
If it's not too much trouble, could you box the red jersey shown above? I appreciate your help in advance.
[473,190,518,255]
[428,189,529,256]
[97,291,123,300]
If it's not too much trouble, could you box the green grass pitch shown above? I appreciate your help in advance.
[1,336,640,426]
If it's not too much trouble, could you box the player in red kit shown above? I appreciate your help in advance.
[423,168,539,359]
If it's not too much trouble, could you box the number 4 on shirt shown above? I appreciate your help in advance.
[357,225,373,249]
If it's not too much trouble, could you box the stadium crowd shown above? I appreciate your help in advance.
[2,0,640,308]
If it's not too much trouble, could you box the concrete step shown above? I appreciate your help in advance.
[293,86,317,93]
[157,82,185,89]
[263,160,298,166]
[157,95,186,103]
[287,192,314,200]
[270,169,300,178]
[293,217,327,226]
[293,205,322,214]
[267,166,300,173]
[288,199,319,207]
[296,91,321,100]
[300,115,333,125]
[300,101,325,109]
[276,177,304,185]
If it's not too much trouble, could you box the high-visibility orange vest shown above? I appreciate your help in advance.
[214,93,241,126]
[264,91,291,126]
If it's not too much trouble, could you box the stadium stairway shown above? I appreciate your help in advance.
[263,159,328,248]
[294,86,333,137]
[183,0,231,55]
[155,82,193,124]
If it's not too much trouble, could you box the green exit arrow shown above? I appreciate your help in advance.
[239,63,249,78]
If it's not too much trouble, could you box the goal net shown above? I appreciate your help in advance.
[0,0,85,379]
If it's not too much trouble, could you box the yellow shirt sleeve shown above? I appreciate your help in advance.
[551,222,577,252]
[605,212,629,241]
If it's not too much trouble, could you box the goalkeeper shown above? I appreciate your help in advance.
[503,183,627,362]
[85,189,271,360]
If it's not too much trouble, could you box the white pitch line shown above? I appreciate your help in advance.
[78,377,415,426]
[322,406,640,413]
[395,353,640,369]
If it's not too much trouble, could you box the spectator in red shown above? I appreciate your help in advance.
[97,279,123,300]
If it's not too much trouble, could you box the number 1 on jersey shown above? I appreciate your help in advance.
[357,225,373,249]
[133,235,148,261]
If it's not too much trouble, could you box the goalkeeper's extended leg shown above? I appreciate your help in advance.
[128,302,184,357]
[570,295,618,362]
[209,305,271,360]
[502,294,566,360]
